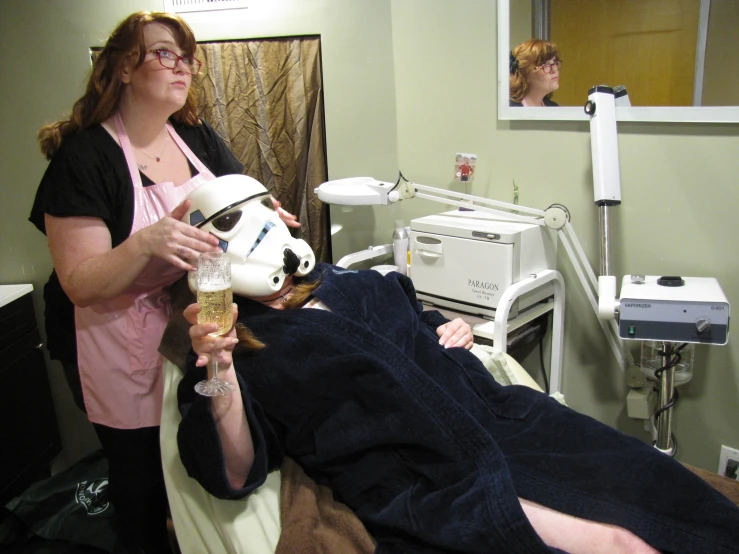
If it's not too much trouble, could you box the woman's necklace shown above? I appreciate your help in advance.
[134,129,169,171]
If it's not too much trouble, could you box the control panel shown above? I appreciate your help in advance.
[618,275,729,345]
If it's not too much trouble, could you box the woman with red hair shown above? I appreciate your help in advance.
[29,11,296,553]
[509,39,562,107]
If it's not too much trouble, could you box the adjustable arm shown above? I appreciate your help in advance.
[585,86,623,323]
[392,181,549,226]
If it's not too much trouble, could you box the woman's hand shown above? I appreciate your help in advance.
[185,302,254,485]
[184,302,239,369]
[271,197,301,228]
[135,200,221,271]
[436,318,474,350]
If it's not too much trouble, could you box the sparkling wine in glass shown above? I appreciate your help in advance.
[194,251,236,397]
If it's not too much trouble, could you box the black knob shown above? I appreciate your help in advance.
[657,276,684,287]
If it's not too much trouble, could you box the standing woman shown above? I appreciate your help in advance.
[29,11,297,553]
[509,39,561,107]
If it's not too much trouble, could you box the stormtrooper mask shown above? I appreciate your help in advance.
[184,174,315,297]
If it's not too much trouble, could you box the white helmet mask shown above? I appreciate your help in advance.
[184,174,315,297]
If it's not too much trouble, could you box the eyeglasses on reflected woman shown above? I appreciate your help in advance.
[535,59,562,74]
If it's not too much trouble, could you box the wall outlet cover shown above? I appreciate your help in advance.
[718,445,739,480]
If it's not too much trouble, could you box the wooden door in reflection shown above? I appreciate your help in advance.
[551,0,700,107]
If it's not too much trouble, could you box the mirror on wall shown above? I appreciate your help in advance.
[497,0,739,122]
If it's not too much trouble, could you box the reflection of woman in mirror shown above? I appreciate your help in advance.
[509,39,561,107]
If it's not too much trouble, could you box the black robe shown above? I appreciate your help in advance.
[178,264,739,553]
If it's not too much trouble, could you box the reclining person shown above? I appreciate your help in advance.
[177,175,739,554]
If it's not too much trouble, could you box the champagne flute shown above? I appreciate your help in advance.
[194,251,236,396]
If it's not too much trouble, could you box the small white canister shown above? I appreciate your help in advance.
[371,264,399,276]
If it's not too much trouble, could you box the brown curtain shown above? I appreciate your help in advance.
[194,37,329,261]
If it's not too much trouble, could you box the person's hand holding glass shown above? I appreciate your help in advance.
[194,251,236,396]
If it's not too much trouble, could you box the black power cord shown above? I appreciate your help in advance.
[389,170,410,194]
[652,342,688,456]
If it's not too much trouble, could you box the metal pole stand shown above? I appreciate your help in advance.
[654,341,677,456]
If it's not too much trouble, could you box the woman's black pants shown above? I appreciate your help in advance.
[92,423,172,554]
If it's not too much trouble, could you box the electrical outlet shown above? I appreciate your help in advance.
[718,445,739,480]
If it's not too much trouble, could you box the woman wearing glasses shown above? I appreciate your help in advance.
[509,39,562,107]
[29,11,297,553]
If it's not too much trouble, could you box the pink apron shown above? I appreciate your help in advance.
[75,113,216,428]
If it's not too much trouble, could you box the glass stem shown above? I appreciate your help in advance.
[211,349,220,382]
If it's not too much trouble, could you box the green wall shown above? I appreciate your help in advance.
[1,0,738,474]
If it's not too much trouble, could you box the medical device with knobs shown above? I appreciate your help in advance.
[582,88,729,345]
[584,87,729,457]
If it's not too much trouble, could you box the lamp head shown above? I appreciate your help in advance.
[314,177,397,205]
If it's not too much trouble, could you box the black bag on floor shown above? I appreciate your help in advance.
[1,450,119,553]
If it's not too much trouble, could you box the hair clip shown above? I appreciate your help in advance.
[509,52,519,75]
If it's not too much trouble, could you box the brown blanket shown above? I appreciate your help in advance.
[276,457,375,554]
[683,463,739,507]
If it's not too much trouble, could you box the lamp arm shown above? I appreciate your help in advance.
[558,224,633,369]
[414,192,546,226]
[407,182,546,218]
[391,181,546,226]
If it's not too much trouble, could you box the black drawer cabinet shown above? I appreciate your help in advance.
[0,291,62,506]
